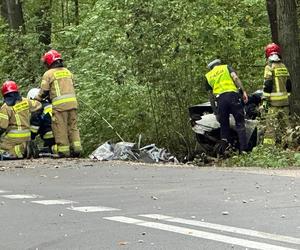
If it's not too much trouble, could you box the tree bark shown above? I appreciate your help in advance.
[61,0,65,28]
[0,0,8,21]
[3,0,25,32]
[266,0,278,43]
[36,0,52,46]
[74,0,79,25]
[276,0,300,114]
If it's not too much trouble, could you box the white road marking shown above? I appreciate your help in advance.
[31,200,77,205]
[104,216,298,250]
[0,190,10,193]
[67,206,120,212]
[1,194,41,199]
[140,214,300,245]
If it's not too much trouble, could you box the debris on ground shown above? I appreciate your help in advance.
[89,141,179,164]
[118,241,129,246]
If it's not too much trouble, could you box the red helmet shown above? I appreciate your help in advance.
[265,43,281,58]
[42,49,62,66]
[1,81,19,96]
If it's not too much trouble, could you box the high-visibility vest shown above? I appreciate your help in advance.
[263,62,289,107]
[205,65,237,95]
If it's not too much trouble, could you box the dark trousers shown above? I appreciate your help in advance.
[217,92,247,151]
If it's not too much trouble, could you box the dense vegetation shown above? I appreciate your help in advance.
[0,0,271,158]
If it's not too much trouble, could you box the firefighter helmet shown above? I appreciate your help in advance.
[1,81,19,96]
[265,43,281,58]
[42,49,62,66]
[27,88,40,100]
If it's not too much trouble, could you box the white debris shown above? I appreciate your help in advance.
[222,211,229,215]
[281,214,286,218]
[242,200,248,203]
[151,196,158,200]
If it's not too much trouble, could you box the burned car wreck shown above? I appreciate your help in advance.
[188,92,262,156]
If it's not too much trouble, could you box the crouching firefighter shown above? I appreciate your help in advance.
[0,81,42,160]
[36,49,82,157]
[27,88,55,155]
[205,59,248,153]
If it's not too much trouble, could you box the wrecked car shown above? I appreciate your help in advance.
[188,91,263,156]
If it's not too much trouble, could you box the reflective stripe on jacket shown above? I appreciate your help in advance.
[0,98,42,139]
[205,65,237,95]
[38,68,78,111]
[263,62,289,107]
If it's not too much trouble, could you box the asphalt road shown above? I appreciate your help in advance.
[0,159,299,250]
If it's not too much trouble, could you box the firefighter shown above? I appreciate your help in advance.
[27,88,55,154]
[262,43,292,146]
[0,81,41,159]
[36,49,82,157]
[205,59,248,153]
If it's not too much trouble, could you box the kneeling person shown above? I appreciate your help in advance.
[0,81,42,159]
[27,88,55,155]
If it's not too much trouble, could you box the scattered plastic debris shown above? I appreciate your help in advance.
[89,141,178,164]
[118,241,129,246]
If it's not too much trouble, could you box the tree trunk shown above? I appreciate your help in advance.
[74,0,79,25]
[36,0,52,46]
[266,0,278,43]
[4,0,25,31]
[0,0,8,21]
[61,0,65,28]
[276,0,300,115]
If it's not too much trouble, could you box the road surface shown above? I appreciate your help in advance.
[0,159,299,250]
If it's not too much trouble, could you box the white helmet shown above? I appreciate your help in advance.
[207,59,221,69]
[27,88,40,100]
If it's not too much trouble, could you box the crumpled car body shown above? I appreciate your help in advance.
[188,99,261,156]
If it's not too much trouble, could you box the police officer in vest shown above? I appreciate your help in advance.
[263,43,292,145]
[205,59,248,152]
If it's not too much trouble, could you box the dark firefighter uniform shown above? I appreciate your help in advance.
[30,102,55,151]
[205,64,247,151]
[37,67,82,157]
[263,61,291,145]
[0,98,42,158]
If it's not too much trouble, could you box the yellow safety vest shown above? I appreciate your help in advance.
[205,65,237,95]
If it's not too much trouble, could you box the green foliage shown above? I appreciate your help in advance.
[0,0,272,158]
[223,145,300,168]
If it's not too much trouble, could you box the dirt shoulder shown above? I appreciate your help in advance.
[0,158,299,178]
